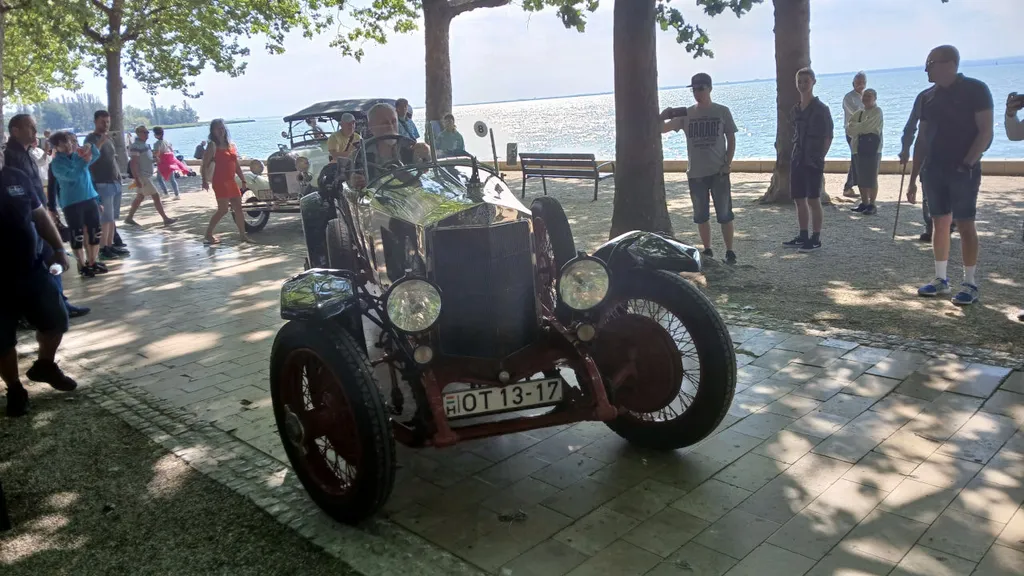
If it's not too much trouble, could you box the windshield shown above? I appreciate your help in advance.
[289,117,339,148]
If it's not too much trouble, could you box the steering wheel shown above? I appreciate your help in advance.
[357,134,427,191]
[301,130,326,140]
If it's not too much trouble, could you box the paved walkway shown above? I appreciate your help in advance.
[16,216,1024,576]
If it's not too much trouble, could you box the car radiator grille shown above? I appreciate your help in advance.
[432,220,538,359]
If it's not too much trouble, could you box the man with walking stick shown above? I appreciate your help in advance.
[907,45,993,306]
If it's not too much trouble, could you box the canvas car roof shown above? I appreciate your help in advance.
[283,98,398,122]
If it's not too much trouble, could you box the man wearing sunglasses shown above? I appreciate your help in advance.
[661,73,739,264]
[907,45,993,306]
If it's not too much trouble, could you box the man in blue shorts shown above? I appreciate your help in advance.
[783,67,833,252]
[908,45,993,306]
[1,147,79,417]
[85,110,130,260]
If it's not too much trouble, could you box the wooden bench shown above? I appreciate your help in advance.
[519,153,614,202]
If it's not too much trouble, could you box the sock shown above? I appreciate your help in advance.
[964,265,977,286]
[811,232,820,242]
[935,260,948,281]
[799,229,809,241]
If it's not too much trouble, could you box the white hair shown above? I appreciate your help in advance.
[368,102,397,121]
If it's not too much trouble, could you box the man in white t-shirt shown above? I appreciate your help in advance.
[842,71,867,197]
[124,125,177,227]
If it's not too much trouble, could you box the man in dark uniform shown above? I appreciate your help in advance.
[5,114,90,318]
[1,140,80,417]
[907,45,993,306]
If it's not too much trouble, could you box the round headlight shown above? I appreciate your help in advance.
[249,159,264,175]
[385,279,442,333]
[558,258,610,311]
[295,156,310,173]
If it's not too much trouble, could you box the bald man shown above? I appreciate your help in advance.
[907,45,993,306]
[349,103,432,190]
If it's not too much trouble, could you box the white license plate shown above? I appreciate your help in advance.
[255,189,273,200]
[444,378,564,419]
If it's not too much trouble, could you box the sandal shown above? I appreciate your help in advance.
[203,236,220,245]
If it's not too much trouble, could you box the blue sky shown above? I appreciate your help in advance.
[64,0,1020,119]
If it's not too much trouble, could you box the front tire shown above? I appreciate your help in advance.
[242,195,270,233]
[326,218,357,271]
[270,321,395,524]
[597,269,736,450]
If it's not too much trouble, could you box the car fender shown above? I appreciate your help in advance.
[237,172,270,194]
[592,231,702,274]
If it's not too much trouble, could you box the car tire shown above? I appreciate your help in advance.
[530,197,576,270]
[326,218,357,272]
[242,195,270,233]
[599,269,736,450]
[270,320,395,524]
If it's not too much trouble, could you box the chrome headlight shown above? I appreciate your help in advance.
[558,257,610,311]
[249,159,264,175]
[295,156,310,173]
[385,278,442,333]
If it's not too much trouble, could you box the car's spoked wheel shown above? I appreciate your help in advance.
[270,321,395,524]
[242,193,269,233]
[595,269,736,450]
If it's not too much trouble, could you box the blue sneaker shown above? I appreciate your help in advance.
[918,278,950,297]
[952,283,979,306]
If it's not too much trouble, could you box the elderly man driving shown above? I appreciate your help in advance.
[349,103,431,190]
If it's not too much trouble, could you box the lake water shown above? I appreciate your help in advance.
[163,62,1024,162]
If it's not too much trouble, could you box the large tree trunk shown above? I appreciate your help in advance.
[759,0,810,203]
[0,10,6,136]
[423,0,452,132]
[609,0,672,238]
[105,48,129,173]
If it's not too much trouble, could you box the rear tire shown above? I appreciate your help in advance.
[599,269,736,450]
[531,197,576,270]
[270,320,395,524]
[326,218,357,271]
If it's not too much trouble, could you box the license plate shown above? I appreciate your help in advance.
[444,378,564,419]
[256,189,273,200]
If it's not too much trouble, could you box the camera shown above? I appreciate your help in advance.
[1010,92,1024,107]
[665,107,688,119]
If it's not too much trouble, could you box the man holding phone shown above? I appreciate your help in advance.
[1005,91,1024,320]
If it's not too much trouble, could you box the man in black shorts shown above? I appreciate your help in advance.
[783,68,833,252]
[0,148,79,417]
[908,45,993,306]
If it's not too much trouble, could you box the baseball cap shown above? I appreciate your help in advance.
[687,73,713,88]
[341,113,355,123]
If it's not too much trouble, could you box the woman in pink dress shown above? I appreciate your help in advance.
[201,119,249,244]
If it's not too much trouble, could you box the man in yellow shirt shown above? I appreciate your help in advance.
[327,113,361,165]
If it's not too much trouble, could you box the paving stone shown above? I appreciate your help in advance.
[424,476,499,514]
[604,479,686,521]
[790,377,848,401]
[736,453,852,525]
[650,453,729,492]
[459,504,574,572]
[737,365,777,385]
[738,333,793,356]
[821,360,874,383]
[554,507,639,556]
[481,476,561,515]
[818,393,877,419]
[895,372,955,401]
[500,540,588,576]
[670,478,752,523]
[621,508,709,557]
[751,349,803,371]
[542,478,627,520]
[465,432,542,462]
[866,357,922,380]
[763,395,821,418]
[1001,371,1024,394]
[525,429,598,463]
[916,357,969,381]
[813,411,904,463]
[948,477,1024,524]
[753,430,824,465]
[842,374,902,399]
[841,346,891,365]
[841,509,930,563]
[768,364,823,385]
[919,508,1005,562]
[869,393,929,421]
[948,363,1013,398]
[722,543,816,576]
[531,453,607,489]
[889,545,977,576]
[692,429,764,466]
[792,346,849,368]
[974,544,1024,576]
[693,509,782,560]
[775,335,825,353]
[937,412,1019,465]
[996,506,1024,552]
[979,444,1024,489]
[713,453,785,492]
[563,539,661,576]
[734,352,757,368]
[983,390,1024,424]
[728,412,796,440]
[842,451,919,492]
[909,452,984,490]
[874,429,943,464]
[587,458,661,490]
[475,453,551,487]
[728,326,764,345]
[820,339,860,351]
[904,392,984,443]
[877,478,960,523]
[805,545,897,576]
[650,542,737,576]
[787,410,852,438]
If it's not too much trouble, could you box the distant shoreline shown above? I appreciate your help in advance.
[162,119,255,129]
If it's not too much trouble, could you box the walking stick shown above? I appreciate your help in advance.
[892,162,908,240]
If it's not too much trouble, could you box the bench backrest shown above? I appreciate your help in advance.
[520,153,598,175]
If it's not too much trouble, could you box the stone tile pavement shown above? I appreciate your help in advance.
[12,223,1024,576]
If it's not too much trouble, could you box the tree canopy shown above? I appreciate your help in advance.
[1,3,81,105]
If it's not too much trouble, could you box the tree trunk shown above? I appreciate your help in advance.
[609,0,672,238]
[423,0,452,131]
[0,10,6,137]
[105,48,129,173]
[759,0,810,203]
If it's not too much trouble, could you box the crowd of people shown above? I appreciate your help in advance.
[661,44,1022,320]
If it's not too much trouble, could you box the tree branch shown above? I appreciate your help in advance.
[83,24,106,44]
[449,0,511,16]
[122,5,171,41]
[90,0,112,15]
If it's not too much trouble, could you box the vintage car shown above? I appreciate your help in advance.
[269,135,737,524]
[236,98,396,233]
